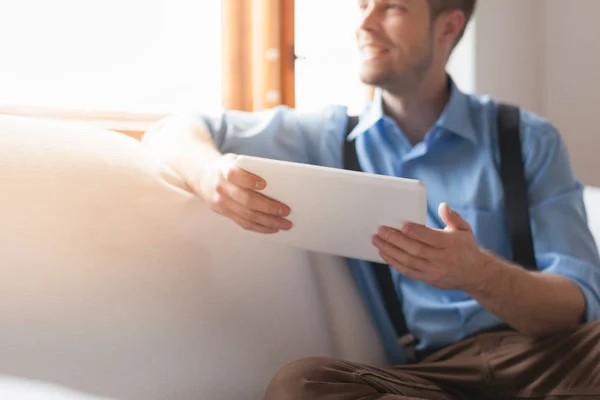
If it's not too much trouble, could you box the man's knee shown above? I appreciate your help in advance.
[264,356,343,400]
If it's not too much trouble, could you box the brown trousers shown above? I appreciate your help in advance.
[265,320,600,399]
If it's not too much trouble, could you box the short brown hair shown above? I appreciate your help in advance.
[427,0,477,45]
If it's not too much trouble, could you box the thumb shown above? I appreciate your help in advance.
[439,203,470,231]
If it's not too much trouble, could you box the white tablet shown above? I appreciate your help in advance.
[235,155,427,263]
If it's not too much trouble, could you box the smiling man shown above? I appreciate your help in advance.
[143,0,600,398]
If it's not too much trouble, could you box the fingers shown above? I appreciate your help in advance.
[438,203,470,231]
[212,172,292,233]
[374,235,433,281]
[224,198,293,231]
[222,159,267,191]
[401,223,449,249]
[223,183,290,217]
[205,154,292,234]
[216,174,292,228]
[372,235,430,270]
[376,227,441,260]
[219,158,291,217]
[378,250,427,282]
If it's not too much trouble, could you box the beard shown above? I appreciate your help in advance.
[359,37,434,93]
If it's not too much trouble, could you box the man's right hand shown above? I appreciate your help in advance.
[197,153,293,234]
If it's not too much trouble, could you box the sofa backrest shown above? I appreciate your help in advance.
[0,115,386,400]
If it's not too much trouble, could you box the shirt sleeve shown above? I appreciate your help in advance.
[520,110,600,322]
[196,105,349,168]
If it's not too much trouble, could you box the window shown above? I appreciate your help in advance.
[0,0,222,122]
[294,0,368,114]
[0,0,475,136]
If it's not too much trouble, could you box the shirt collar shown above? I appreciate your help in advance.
[346,78,478,144]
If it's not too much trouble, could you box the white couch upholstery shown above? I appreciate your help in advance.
[0,115,386,400]
[0,115,598,399]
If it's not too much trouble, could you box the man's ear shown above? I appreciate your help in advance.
[435,10,466,49]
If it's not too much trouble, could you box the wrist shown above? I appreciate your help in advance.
[464,249,500,296]
[187,148,226,198]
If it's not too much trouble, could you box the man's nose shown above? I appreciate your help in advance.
[358,5,379,33]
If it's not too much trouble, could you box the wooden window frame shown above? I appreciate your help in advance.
[222,0,295,111]
[280,0,295,108]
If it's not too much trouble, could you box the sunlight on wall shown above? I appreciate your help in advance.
[447,20,476,94]
[0,0,222,114]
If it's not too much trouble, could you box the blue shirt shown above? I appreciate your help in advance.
[186,81,600,365]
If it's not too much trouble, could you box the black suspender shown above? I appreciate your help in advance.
[343,116,416,358]
[497,104,537,270]
[342,104,537,361]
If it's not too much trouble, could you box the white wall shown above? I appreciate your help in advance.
[471,0,600,186]
[473,0,546,115]
[544,0,600,186]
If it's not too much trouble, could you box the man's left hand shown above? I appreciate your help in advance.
[372,203,491,291]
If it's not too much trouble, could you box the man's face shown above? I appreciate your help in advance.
[356,0,436,91]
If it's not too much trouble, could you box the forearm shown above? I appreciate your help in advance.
[142,116,222,191]
[468,251,586,336]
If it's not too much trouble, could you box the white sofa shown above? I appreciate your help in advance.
[0,115,598,399]
[0,115,386,400]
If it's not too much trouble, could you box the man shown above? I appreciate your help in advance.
[143,0,600,398]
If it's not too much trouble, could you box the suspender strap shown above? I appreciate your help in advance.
[343,116,414,358]
[343,116,360,170]
[496,104,537,270]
